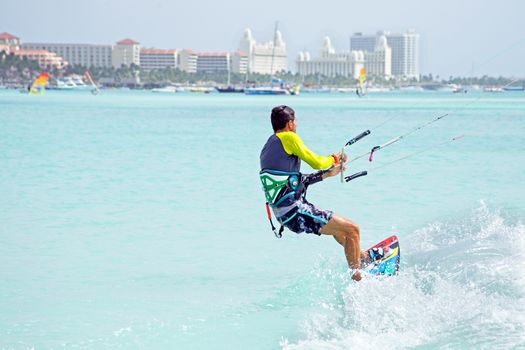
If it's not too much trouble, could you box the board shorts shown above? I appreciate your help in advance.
[278,199,333,235]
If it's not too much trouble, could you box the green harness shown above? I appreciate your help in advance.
[259,169,301,238]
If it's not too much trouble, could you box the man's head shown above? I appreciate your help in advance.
[271,105,297,132]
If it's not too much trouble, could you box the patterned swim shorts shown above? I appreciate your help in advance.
[278,199,333,235]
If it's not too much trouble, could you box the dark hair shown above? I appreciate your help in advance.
[271,105,295,131]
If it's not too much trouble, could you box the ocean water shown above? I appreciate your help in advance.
[1,89,524,349]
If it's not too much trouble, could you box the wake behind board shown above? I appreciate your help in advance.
[362,235,400,277]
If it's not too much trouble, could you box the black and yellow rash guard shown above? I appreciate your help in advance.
[260,131,334,172]
[260,131,335,220]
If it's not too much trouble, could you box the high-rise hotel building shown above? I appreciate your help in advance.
[139,49,177,70]
[296,37,365,79]
[296,34,391,79]
[21,42,113,68]
[238,28,287,74]
[351,29,419,79]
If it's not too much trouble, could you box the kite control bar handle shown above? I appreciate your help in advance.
[345,171,368,182]
[346,130,371,147]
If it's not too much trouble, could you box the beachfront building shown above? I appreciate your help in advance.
[0,32,20,52]
[178,49,198,73]
[351,29,419,79]
[388,30,419,79]
[112,39,140,68]
[140,49,177,70]
[231,51,248,74]
[196,52,230,73]
[21,42,112,68]
[238,28,288,74]
[13,49,68,69]
[296,36,365,79]
[364,34,392,78]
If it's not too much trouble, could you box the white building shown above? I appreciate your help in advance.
[21,42,112,68]
[351,30,419,79]
[364,34,392,78]
[231,51,248,74]
[178,49,198,73]
[196,52,230,73]
[112,39,140,68]
[388,30,419,79]
[140,49,177,70]
[296,37,366,79]
[238,28,287,74]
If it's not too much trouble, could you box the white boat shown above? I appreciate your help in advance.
[152,86,178,93]
[483,86,504,93]
[245,86,290,95]
[54,77,78,90]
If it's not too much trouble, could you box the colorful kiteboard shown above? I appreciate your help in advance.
[362,235,400,277]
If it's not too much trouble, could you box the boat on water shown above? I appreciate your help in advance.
[483,86,504,93]
[51,77,78,90]
[152,86,178,93]
[215,86,245,93]
[245,86,289,95]
[453,86,468,93]
[190,87,213,93]
[85,70,100,95]
[503,86,524,92]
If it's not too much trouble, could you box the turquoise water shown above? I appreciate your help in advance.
[1,89,524,349]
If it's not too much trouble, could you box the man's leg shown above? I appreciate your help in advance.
[320,214,362,281]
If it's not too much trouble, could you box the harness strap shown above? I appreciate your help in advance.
[265,202,284,238]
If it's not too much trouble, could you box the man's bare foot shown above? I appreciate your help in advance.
[351,270,362,281]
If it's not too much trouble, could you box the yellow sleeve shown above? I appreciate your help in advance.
[276,132,335,170]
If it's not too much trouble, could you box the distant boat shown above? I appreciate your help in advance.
[453,87,468,93]
[356,67,367,97]
[152,86,178,93]
[483,86,504,93]
[503,86,524,92]
[244,86,290,95]
[215,86,244,93]
[85,70,100,95]
[28,72,49,95]
[53,77,78,90]
[190,87,213,93]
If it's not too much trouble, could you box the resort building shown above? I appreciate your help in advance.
[351,29,419,79]
[13,49,68,69]
[140,49,177,70]
[364,34,392,78]
[21,42,112,68]
[112,39,140,68]
[231,51,248,74]
[178,49,198,73]
[238,28,288,74]
[296,37,366,79]
[196,52,230,73]
[0,32,20,52]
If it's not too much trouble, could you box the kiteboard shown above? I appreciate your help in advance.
[362,235,400,277]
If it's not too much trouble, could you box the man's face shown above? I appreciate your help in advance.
[289,117,297,132]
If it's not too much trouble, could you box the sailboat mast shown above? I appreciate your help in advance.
[269,21,278,77]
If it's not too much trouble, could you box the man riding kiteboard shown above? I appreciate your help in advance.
[260,105,364,281]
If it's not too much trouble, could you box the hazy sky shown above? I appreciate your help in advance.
[2,0,524,77]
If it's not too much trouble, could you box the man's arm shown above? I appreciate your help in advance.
[276,132,335,170]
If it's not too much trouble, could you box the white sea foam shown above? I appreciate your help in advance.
[282,204,525,349]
